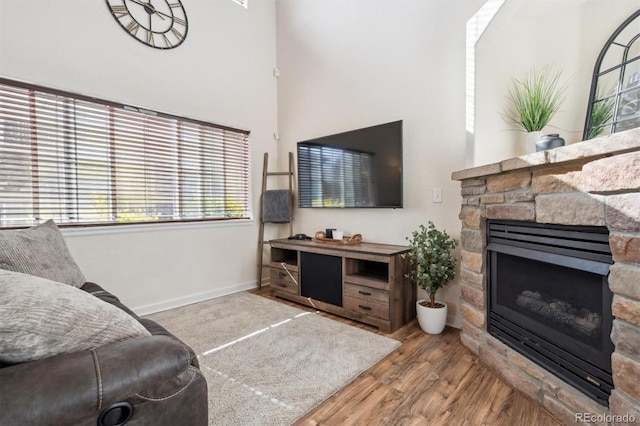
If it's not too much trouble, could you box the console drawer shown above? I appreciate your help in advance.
[270,267,299,295]
[343,283,388,304]
[343,283,389,320]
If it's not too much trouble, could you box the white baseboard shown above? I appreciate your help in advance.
[133,280,258,316]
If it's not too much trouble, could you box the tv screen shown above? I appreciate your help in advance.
[297,120,403,208]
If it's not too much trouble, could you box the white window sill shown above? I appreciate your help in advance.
[61,218,255,237]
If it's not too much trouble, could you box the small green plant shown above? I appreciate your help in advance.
[403,222,458,308]
[503,65,567,132]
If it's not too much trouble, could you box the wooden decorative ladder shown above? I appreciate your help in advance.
[256,152,294,289]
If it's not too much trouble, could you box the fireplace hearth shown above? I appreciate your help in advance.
[487,220,614,405]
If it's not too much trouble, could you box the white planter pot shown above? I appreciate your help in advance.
[416,299,447,334]
[525,131,543,155]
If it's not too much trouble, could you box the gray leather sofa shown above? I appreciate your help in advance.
[0,281,208,426]
[0,220,208,425]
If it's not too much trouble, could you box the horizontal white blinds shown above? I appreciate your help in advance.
[0,78,251,228]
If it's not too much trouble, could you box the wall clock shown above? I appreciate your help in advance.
[106,0,188,49]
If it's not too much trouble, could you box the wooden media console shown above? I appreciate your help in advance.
[268,238,416,332]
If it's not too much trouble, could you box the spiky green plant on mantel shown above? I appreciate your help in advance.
[403,222,458,308]
[503,65,568,132]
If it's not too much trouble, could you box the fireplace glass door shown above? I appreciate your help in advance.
[487,220,614,405]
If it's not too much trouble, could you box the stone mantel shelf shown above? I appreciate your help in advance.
[452,128,640,181]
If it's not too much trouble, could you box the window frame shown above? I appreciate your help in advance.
[0,77,251,229]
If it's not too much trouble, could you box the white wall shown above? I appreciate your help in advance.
[0,0,278,313]
[472,0,640,166]
[276,0,486,328]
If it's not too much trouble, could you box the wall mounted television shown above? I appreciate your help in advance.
[297,120,403,208]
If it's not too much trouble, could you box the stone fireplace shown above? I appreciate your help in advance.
[452,129,640,425]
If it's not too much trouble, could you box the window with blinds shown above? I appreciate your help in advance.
[0,78,251,229]
[297,144,375,207]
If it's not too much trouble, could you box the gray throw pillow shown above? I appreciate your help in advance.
[0,269,151,364]
[0,219,86,288]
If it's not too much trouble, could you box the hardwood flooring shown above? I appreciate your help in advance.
[251,286,561,426]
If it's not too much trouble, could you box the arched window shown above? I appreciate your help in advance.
[584,10,640,140]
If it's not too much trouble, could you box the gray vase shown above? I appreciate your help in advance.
[536,134,565,151]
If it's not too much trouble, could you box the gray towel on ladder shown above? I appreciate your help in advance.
[263,190,291,223]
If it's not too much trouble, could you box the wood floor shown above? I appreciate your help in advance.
[252,286,561,426]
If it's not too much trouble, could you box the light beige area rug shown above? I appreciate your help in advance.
[146,292,400,426]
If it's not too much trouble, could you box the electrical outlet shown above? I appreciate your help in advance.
[433,188,443,203]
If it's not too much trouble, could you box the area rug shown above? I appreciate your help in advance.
[145,292,400,425]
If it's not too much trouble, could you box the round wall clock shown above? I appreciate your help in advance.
[106,0,188,49]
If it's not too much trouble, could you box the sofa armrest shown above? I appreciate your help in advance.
[0,335,197,426]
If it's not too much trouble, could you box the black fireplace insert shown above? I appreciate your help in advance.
[487,220,614,405]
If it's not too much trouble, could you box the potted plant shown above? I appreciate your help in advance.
[503,64,568,153]
[404,222,458,334]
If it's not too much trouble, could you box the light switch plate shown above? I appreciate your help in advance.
[433,188,443,203]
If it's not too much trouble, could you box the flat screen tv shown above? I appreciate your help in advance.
[297,120,403,208]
